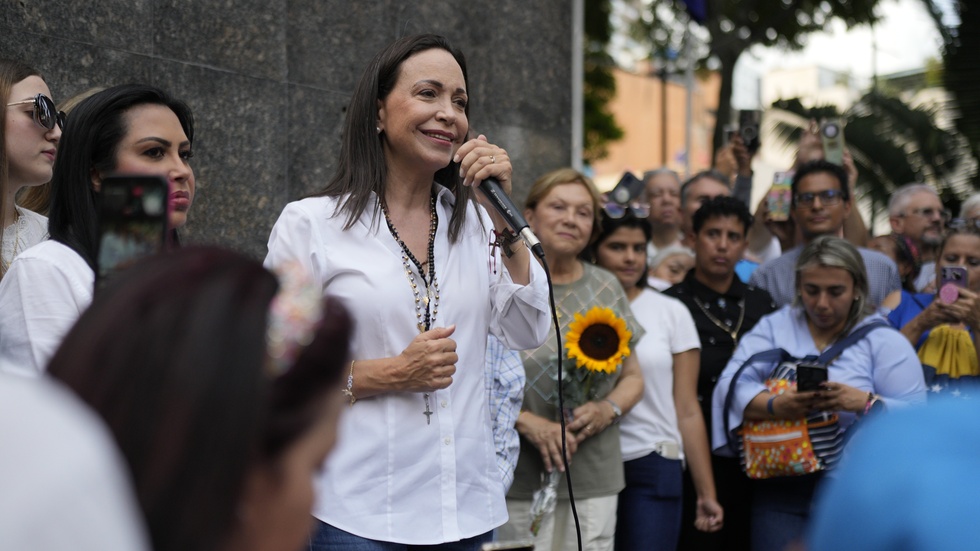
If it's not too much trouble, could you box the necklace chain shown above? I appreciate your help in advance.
[381,194,440,425]
[693,294,745,344]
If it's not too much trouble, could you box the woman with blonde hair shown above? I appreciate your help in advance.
[713,236,925,551]
[0,58,63,277]
[500,167,644,551]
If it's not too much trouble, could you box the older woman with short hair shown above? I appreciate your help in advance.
[499,167,644,551]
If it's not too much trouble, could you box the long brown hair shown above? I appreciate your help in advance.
[0,59,42,277]
[315,34,474,242]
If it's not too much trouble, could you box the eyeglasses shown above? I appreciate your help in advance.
[602,200,650,219]
[946,218,980,232]
[6,94,66,131]
[901,207,952,223]
[794,189,844,207]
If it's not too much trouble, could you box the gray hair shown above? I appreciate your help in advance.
[794,236,873,333]
[643,167,681,185]
[888,183,939,217]
[959,193,980,219]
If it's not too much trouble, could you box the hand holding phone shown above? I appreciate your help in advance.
[939,266,968,304]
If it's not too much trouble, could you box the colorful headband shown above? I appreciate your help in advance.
[265,262,324,377]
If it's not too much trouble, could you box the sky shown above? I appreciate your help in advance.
[732,0,954,107]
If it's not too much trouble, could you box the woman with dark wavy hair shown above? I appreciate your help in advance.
[0,83,195,375]
[49,246,352,551]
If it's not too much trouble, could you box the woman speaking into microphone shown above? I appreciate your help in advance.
[264,34,550,550]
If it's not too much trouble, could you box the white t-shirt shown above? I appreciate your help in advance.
[264,188,550,544]
[0,240,94,376]
[0,374,149,550]
[619,288,701,461]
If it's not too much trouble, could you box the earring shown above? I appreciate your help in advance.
[376,126,382,134]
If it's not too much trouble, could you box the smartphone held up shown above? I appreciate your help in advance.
[939,265,968,304]
[96,175,171,289]
[820,118,845,166]
[766,171,793,222]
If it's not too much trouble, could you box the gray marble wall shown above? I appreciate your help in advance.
[1,1,573,257]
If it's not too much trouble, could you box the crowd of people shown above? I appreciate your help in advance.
[0,31,975,551]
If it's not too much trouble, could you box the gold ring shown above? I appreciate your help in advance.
[489,155,496,164]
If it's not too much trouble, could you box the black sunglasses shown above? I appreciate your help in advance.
[6,93,66,131]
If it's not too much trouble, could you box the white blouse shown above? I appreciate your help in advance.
[0,240,93,376]
[264,186,550,544]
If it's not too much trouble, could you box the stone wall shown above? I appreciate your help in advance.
[1,1,573,257]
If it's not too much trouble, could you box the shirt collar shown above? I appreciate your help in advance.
[683,269,747,301]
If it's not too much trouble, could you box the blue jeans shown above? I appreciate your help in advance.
[614,451,683,551]
[751,473,823,551]
[308,518,493,551]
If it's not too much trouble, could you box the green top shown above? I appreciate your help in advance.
[508,262,643,500]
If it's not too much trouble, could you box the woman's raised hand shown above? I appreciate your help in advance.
[453,134,512,193]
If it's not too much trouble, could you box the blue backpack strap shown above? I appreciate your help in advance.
[722,348,795,453]
[817,320,891,365]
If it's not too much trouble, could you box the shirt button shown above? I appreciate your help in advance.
[708,337,716,345]
[444,437,452,445]
[441,400,448,408]
[711,376,718,383]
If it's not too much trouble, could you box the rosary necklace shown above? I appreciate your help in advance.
[693,295,745,345]
[382,194,440,425]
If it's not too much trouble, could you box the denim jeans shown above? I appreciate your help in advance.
[614,451,684,551]
[307,518,493,551]
[750,473,823,551]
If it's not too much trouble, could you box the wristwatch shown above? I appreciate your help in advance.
[604,398,622,423]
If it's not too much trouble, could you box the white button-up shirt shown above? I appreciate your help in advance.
[264,186,550,544]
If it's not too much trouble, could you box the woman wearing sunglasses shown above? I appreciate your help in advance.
[0,84,195,376]
[1,58,63,278]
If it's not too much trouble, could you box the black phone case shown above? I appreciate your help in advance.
[796,363,828,392]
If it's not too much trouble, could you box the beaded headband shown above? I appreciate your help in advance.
[265,263,324,377]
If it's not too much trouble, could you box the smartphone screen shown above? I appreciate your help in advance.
[820,118,845,166]
[796,363,828,392]
[738,110,762,152]
[767,172,793,222]
[939,265,968,304]
[97,175,170,289]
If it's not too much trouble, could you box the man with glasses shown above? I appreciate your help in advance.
[749,159,901,307]
[888,183,949,291]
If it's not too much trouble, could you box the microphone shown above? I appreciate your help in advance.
[478,177,544,258]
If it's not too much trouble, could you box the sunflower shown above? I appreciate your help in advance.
[564,306,632,374]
